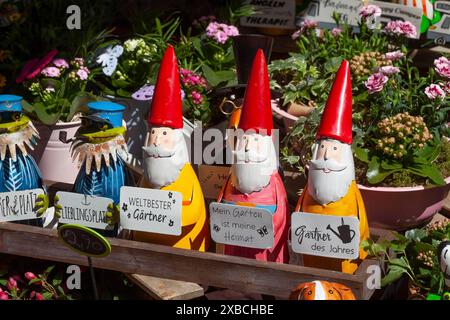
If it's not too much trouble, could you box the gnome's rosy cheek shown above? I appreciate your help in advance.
[315,139,343,162]
[148,126,174,149]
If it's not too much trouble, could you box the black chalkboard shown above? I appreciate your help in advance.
[58,224,111,258]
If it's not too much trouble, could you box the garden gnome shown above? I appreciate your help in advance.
[57,101,135,236]
[295,60,369,274]
[134,45,210,251]
[289,281,356,300]
[0,94,48,226]
[217,49,290,263]
[438,241,450,289]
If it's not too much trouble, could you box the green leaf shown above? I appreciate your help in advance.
[32,102,62,126]
[44,265,55,275]
[407,163,445,186]
[28,278,42,285]
[381,265,407,287]
[367,156,400,184]
[42,292,53,300]
[380,159,403,170]
[354,147,369,163]
[405,229,428,242]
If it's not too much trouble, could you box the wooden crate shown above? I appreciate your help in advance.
[0,222,380,299]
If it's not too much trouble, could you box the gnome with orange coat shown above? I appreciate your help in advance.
[217,49,290,263]
[295,60,370,274]
[133,46,210,251]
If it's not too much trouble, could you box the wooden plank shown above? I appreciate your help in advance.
[0,222,375,299]
[126,274,204,300]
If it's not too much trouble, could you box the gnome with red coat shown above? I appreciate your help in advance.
[217,49,290,263]
[295,60,370,274]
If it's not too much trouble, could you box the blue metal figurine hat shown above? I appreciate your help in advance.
[0,95,23,113]
[85,101,125,128]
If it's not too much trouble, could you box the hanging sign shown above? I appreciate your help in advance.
[209,202,274,249]
[198,165,230,199]
[291,212,360,260]
[0,189,44,222]
[240,0,297,29]
[119,186,182,235]
[56,191,112,230]
[58,224,111,258]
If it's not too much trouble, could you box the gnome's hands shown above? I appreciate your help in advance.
[53,195,63,219]
[105,203,120,225]
[34,194,49,217]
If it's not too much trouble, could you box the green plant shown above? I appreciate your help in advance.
[362,219,450,298]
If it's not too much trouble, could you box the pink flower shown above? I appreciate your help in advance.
[25,272,37,281]
[72,57,85,66]
[7,277,18,291]
[359,5,382,19]
[16,49,58,83]
[331,28,342,37]
[41,66,61,78]
[384,20,417,38]
[365,72,388,94]
[0,292,8,300]
[425,84,446,100]
[399,21,417,38]
[52,58,69,69]
[215,30,228,44]
[385,50,404,61]
[434,56,450,78]
[76,67,90,80]
[291,30,301,40]
[440,81,450,94]
[292,19,318,39]
[205,22,239,44]
[379,66,400,75]
[191,91,202,104]
[35,293,44,300]
[225,25,239,37]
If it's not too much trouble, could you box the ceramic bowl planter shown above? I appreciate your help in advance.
[30,121,81,184]
[358,177,450,230]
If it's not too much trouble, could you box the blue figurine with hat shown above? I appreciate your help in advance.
[0,94,49,225]
[55,101,135,236]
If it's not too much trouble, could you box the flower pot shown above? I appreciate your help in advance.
[271,101,314,130]
[358,177,450,231]
[30,121,81,184]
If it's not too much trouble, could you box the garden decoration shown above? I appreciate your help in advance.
[427,240,450,300]
[289,280,356,300]
[0,94,48,226]
[133,45,210,251]
[215,49,290,263]
[55,101,135,237]
[294,61,370,274]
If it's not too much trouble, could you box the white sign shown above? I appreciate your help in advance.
[240,0,296,29]
[0,189,43,222]
[119,186,182,236]
[57,192,112,229]
[209,202,274,249]
[291,212,360,260]
[300,0,423,39]
[198,165,230,199]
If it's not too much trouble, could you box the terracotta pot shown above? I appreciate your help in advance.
[30,121,81,184]
[358,177,450,231]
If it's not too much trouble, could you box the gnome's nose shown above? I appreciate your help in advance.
[323,148,329,161]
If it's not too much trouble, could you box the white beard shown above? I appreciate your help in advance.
[142,130,189,189]
[231,140,277,194]
[307,143,355,205]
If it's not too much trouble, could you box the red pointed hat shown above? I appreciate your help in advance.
[148,45,183,129]
[238,49,273,135]
[316,60,353,144]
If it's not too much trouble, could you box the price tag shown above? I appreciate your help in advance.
[57,192,112,230]
[119,186,182,235]
[58,224,111,258]
[209,202,274,249]
[0,189,44,222]
[291,212,360,260]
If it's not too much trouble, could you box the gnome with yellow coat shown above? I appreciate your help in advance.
[132,46,210,251]
[295,60,370,274]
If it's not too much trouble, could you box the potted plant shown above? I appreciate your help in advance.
[277,6,450,229]
[362,218,450,299]
[16,50,96,184]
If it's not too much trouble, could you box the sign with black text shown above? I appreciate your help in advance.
[119,186,182,235]
[209,202,274,249]
[57,192,112,229]
[0,189,43,222]
[291,212,360,260]
[240,0,296,29]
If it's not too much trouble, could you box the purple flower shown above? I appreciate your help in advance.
[41,66,61,78]
[425,84,446,100]
[132,84,155,101]
[359,5,382,19]
[365,72,388,94]
[205,22,239,44]
[384,20,417,38]
[331,28,342,37]
[52,58,69,69]
[385,50,404,61]
[191,90,202,104]
[379,66,400,75]
[76,66,90,80]
[434,56,450,78]
[292,19,318,39]
[399,21,417,38]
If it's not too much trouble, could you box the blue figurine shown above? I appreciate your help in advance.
[55,101,135,236]
[0,94,48,226]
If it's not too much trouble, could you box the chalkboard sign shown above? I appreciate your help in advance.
[58,224,111,258]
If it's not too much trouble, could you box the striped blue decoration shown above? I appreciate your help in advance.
[0,152,43,192]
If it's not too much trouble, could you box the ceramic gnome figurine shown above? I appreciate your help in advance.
[0,94,48,226]
[289,281,356,300]
[295,61,370,274]
[59,101,135,236]
[438,241,450,290]
[134,45,210,251]
[217,49,290,263]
